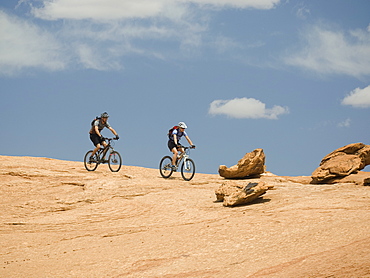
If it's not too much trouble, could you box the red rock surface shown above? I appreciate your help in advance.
[1,155,370,277]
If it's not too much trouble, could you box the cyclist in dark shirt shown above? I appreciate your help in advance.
[89,112,119,160]
[168,122,195,170]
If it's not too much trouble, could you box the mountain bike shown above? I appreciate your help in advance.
[159,146,196,181]
[84,138,122,172]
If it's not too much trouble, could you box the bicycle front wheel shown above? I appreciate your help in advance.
[159,156,173,178]
[84,150,98,171]
[181,158,195,181]
[108,151,122,172]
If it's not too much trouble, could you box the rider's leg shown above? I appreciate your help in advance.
[171,147,178,166]
[178,147,184,154]
[90,134,103,158]
[91,143,101,157]
[91,140,107,157]
[172,147,185,167]
[101,141,108,148]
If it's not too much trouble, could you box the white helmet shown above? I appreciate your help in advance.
[178,122,187,129]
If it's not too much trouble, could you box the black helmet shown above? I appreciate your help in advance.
[101,112,109,118]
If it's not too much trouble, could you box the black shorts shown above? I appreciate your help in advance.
[167,140,178,151]
[90,134,103,146]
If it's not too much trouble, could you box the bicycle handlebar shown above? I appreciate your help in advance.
[178,145,195,150]
[102,137,118,143]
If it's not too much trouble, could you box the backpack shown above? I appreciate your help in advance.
[91,116,101,126]
[168,126,178,139]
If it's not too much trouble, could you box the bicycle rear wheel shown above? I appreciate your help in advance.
[108,151,122,172]
[159,156,173,178]
[84,150,98,171]
[181,158,195,181]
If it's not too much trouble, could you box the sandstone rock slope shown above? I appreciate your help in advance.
[1,155,370,278]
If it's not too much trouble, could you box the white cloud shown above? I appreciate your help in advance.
[0,11,65,75]
[75,44,123,71]
[3,1,208,73]
[285,25,370,78]
[341,85,370,108]
[208,97,289,119]
[2,0,281,74]
[184,0,280,9]
[337,118,351,128]
[30,0,280,21]
[31,0,174,20]
[295,3,310,19]
[212,36,242,53]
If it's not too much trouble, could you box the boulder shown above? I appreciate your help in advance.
[215,181,273,207]
[218,149,266,179]
[311,143,370,184]
[364,178,370,186]
[337,171,370,186]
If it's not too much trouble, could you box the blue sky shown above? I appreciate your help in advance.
[1,0,370,176]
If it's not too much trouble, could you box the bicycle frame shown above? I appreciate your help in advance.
[96,139,115,163]
[97,146,109,162]
[175,147,190,168]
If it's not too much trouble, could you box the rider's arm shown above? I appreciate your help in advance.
[108,127,118,137]
[173,134,178,145]
[185,136,193,146]
[94,126,102,137]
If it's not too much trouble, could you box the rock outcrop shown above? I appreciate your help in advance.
[218,149,265,179]
[215,181,273,207]
[311,143,370,184]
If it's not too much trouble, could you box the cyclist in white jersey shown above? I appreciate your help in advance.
[168,122,195,170]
